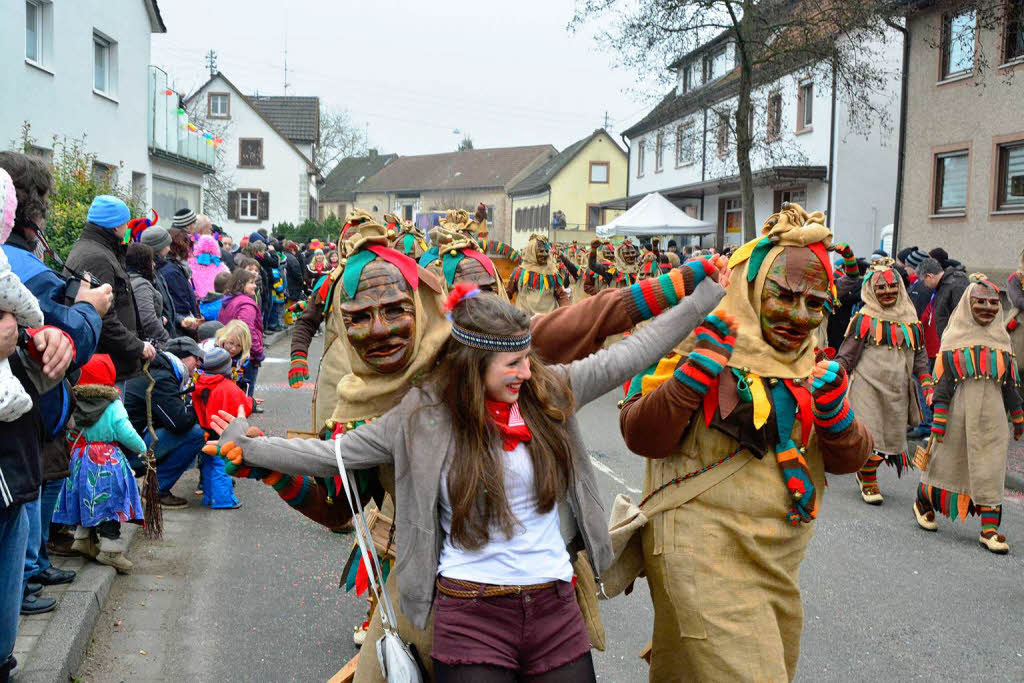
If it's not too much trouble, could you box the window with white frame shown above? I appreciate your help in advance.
[239,190,260,220]
[717,112,730,157]
[208,93,230,118]
[934,150,969,214]
[93,32,117,96]
[655,131,665,172]
[25,1,52,68]
[767,93,783,140]
[797,81,813,130]
[589,162,609,183]
[637,139,645,178]
[941,10,976,79]
[25,1,41,61]
[682,61,702,92]
[675,123,695,166]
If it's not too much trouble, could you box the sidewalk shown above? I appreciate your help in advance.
[12,524,138,682]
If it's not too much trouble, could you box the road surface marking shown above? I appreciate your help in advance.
[590,457,640,494]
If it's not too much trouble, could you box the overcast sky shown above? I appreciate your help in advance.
[151,0,658,157]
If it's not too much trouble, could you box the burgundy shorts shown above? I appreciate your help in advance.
[430,576,591,675]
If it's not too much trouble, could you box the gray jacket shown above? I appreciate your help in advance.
[221,279,724,628]
[129,272,170,345]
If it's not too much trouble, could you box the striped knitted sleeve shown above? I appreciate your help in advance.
[622,258,715,324]
[931,403,948,442]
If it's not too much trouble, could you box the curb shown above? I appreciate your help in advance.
[263,326,291,350]
[14,524,139,683]
[1007,472,1024,493]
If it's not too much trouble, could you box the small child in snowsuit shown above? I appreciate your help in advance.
[192,347,252,509]
[53,354,145,573]
[0,168,45,421]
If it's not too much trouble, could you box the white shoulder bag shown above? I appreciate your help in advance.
[334,437,424,683]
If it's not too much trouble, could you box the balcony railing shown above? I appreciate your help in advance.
[147,66,214,171]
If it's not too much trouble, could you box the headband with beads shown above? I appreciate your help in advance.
[443,283,531,352]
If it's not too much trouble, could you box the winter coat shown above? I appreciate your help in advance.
[64,223,144,379]
[198,292,224,322]
[933,265,970,340]
[218,293,264,362]
[192,374,253,430]
[159,258,201,336]
[72,386,146,454]
[220,247,236,272]
[0,352,45,509]
[129,271,170,345]
[188,235,230,299]
[152,257,180,339]
[284,251,305,300]
[908,278,933,318]
[122,351,197,436]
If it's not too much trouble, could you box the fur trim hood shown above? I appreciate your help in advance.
[72,384,120,427]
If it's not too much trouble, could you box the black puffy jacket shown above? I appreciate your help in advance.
[123,351,196,436]
[0,353,45,509]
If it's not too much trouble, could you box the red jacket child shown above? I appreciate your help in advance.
[192,347,253,430]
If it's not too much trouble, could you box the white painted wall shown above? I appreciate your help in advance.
[191,75,317,241]
[1,0,153,187]
[829,34,904,257]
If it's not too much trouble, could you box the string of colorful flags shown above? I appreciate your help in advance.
[162,89,224,148]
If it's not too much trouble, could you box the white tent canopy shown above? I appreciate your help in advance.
[596,192,714,238]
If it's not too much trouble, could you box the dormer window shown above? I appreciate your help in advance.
[703,45,733,83]
[682,61,702,93]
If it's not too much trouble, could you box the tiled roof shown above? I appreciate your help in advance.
[249,96,320,144]
[509,129,621,196]
[321,152,399,201]
[356,145,557,193]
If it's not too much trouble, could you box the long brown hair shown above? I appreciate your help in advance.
[430,292,575,550]
[226,269,258,296]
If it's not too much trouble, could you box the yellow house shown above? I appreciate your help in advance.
[508,129,628,250]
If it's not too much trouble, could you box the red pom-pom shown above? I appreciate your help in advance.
[443,282,480,313]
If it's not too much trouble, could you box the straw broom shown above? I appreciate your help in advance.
[141,358,162,539]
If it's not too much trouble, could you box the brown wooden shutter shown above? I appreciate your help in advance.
[258,191,269,220]
[227,191,238,219]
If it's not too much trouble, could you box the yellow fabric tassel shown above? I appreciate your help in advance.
[748,374,771,429]
[641,354,682,396]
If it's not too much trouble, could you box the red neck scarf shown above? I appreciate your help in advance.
[485,400,532,451]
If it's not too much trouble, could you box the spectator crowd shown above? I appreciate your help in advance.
[0,151,334,681]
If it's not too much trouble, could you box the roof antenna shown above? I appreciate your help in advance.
[282,13,290,95]
[205,49,217,77]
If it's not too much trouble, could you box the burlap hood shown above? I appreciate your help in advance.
[522,235,559,276]
[722,203,834,379]
[332,222,451,423]
[858,260,919,324]
[614,241,640,276]
[426,225,509,301]
[939,276,1011,353]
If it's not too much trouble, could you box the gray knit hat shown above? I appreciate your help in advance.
[173,208,197,229]
[904,248,929,269]
[140,225,171,252]
[164,336,204,362]
[203,346,232,377]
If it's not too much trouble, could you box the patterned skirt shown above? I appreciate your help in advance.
[53,441,143,527]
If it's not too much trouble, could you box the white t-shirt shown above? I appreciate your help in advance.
[437,442,573,585]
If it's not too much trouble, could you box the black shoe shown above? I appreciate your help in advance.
[36,566,76,585]
[24,582,43,596]
[252,403,264,414]
[0,654,16,682]
[160,492,189,509]
[20,593,57,615]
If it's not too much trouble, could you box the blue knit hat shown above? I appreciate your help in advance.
[87,195,130,229]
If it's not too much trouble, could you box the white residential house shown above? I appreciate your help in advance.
[2,0,213,217]
[185,73,320,240]
[617,28,903,256]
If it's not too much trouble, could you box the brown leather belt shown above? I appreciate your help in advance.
[436,577,557,599]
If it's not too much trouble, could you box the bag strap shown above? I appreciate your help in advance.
[334,436,401,633]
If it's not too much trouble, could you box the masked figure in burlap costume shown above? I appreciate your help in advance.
[613,203,872,682]
[506,234,568,314]
[586,240,634,295]
[212,223,725,682]
[384,213,427,260]
[420,225,508,300]
[914,275,1023,554]
[837,259,933,505]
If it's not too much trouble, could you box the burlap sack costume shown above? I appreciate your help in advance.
[507,234,563,315]
[613,241,641,286]
[420,225,509,301]
[841,262,927,460]
[330,224,604,682]
[922,278,1022,513]
[570,245,591,304]
[608,205,870,682]
[384,214,427,260]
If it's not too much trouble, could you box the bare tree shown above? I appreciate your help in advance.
[186,100,235,221]
[572,0,919,241]
[315,108,367,176]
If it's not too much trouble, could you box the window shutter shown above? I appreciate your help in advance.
[258,191,269,220]
[227,191,238,219]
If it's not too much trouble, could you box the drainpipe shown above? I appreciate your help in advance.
[826,62,837,228]
[886,16,911,252]
[701,108,709,247]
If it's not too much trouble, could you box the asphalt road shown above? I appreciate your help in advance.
[80,331,1024,682]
